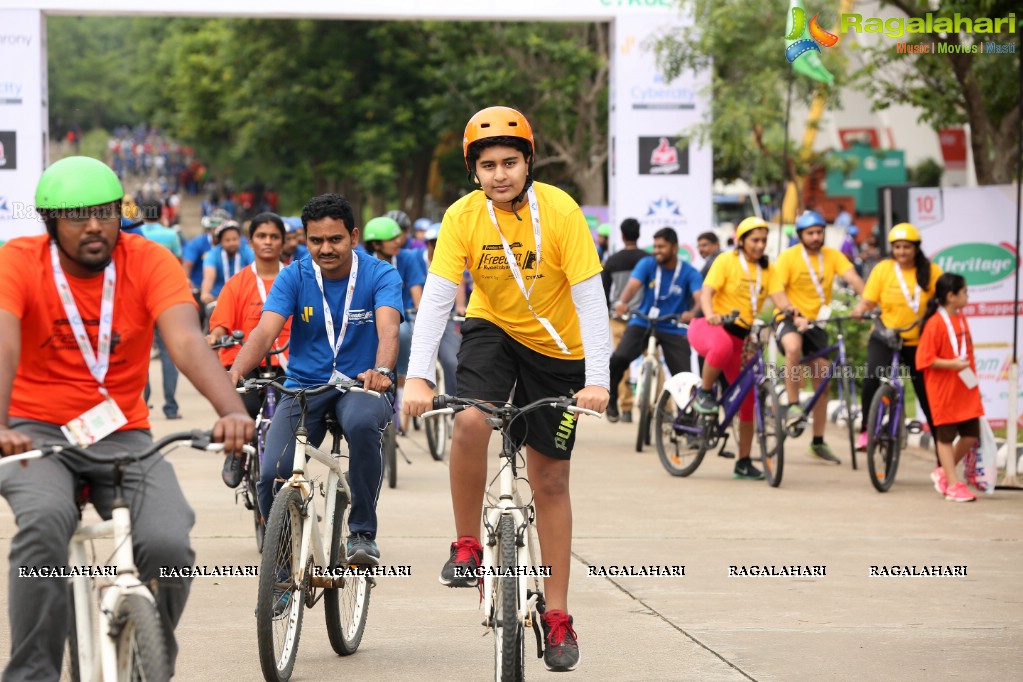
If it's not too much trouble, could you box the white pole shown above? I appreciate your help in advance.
[1003,362,1020,486]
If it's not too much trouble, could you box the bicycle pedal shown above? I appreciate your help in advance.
[718,450,736,459]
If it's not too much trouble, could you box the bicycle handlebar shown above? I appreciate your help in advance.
[422,394,602,421]
[615,311,687,327]
[0,430,253,468]
[211,330,290,356]
[239,378,381,399]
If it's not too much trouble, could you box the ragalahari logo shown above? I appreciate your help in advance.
[785,4,839,63]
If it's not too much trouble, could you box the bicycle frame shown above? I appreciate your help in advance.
[873,348,905,441]
[673,338,767,440]
[793,321,855,415]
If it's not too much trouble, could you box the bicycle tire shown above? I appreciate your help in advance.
[654,390,708,476]
[426,413,449,461]
[494,515,524,682]
[113,593,171,682]
[866,384,901,492]
[384,423,397,489]
[635,366,653,453]
[63,585,81,682]
[249,443,265,553]
[256,486,306,682]
[757,380,786,488]
[324,475,371,656]
[839,374,859,471]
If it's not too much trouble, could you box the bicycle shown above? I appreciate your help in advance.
[212,331,288,552]
[616,311,686,453]
[777,313,869,468]
[424,314,464,462]
[865,318,923,492]
[423,394,600,681]
[247,379,382,682]
[0,430,238,682]
[654,313,787,486]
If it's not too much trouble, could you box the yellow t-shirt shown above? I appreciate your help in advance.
[862,259,943,346]
[771,245,854,320]
[430,182,602,359]
[703,251,780,329]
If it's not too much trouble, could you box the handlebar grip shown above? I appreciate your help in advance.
[433,394,450,410]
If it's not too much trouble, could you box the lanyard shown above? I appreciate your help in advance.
[893,263,921,314]
[485,186,570,355]
[737,254,762,322]
[221,249,241,283]
[937,307,967,360]
[250,262,288,371]
[312,254,359,366]
[800,246,826,304]
[653,260,683,304]
[49,242,116,396]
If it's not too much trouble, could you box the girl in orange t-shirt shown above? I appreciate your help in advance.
[916,273,983,503]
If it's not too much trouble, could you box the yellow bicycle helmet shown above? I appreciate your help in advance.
[888,222,921,243]
[735,216,769,241]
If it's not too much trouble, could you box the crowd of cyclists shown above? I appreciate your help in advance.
[0,106,987,680]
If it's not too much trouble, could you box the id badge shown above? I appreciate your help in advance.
[958,367,979,389]
[816,304,832,322]
[61,398,128,447]
[648,306,661,320]
[330,368,353,392]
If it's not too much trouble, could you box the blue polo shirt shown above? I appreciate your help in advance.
[183,233,214,287]
[391,250,427,314]
[202,243,255,297]
[628,256,703,335]
[264,251,403,388]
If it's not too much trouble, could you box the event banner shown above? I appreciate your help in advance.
[0,9,46,242]
[609,11,712,262]
[910,185,1022,428]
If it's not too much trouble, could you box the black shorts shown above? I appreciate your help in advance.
[456,318,585,460]
[775,321,830,358]
[935,418,981,444]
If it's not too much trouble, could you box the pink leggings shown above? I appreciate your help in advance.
[688,317,754,421]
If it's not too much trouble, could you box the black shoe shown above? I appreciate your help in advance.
[733,457,765,480]
[621,411,633,424]
[693,389,717,415]
[221,453,244,488]
[541,610,580,672]
[605,405,620,423]
[438,536,483,587]
[346,532,380,567]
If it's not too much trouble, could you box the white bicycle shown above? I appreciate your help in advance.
[424,394,599,681]
[618,311,686,452]
[0,430,233,682]
[246,379,383,682]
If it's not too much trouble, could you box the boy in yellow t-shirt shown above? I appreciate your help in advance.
[401,107,611,672]
[771,211,864,464]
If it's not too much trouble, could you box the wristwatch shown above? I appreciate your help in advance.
[373,366,393,378]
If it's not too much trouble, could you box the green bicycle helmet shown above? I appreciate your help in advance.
[36,156,123,211]
[363,216,402,242]
[597,222,612,238]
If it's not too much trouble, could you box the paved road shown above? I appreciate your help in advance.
[1,366,1021,681]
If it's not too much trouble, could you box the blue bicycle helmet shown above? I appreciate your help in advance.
[413,217,431,233]
[795,210,826,231]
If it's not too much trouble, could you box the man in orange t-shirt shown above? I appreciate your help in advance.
[207,212,292,419]
[0,157,253,680]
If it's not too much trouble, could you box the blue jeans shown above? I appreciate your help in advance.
[258,389,392,537]
[144,326,179,418]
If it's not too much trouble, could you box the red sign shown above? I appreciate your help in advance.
[939,128,967,170]
[838,128,880,149]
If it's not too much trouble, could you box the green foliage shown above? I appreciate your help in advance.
[907,157,944,187]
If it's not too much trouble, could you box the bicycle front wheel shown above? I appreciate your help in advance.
[838,374,859,471]
[654,390,707,476]
[256,486,306,682]
[425,413,449,461]
[113,593,171,682]
[494,515,524,682]
[635,366,653,453]
[325,476,371,655]
[757,380,786,487]
[249,444,265,553]
[866,384,901,492]
[383,423,397,489]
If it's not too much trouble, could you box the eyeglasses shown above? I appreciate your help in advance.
[59,205,121,225]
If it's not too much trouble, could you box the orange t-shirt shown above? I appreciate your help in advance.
[915,310,984,427]
[207,264,292,368]
[0,234,196,431]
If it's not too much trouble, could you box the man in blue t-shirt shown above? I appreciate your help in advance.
[607,227,702,421]
[182,214,220,289]
[228,193,402,566]
[199,221,255,303]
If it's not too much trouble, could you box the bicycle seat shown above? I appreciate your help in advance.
[323,412,344,441]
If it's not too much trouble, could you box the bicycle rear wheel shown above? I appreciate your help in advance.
[325,475,371,655]
[113,593,171,682]
[493,515,524,682]
[866,384,901,492]
[654,390,708,476]
[383,423,397,489]
[256,486,306,682]
[838,374,859,471]
[757,380,786,487]
[635,366,653,453]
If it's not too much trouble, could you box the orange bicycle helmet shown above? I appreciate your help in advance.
[462,106,534,171]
